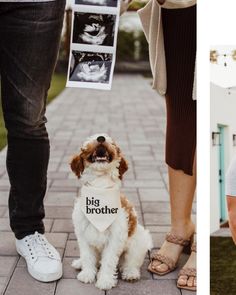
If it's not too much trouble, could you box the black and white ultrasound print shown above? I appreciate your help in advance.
[73,13,116,47]
[69,51,112,84]
[75,0,118,7]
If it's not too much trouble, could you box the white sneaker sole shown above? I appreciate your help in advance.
[16,246,63,283]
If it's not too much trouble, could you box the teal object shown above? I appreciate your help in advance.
[218,125,227,222]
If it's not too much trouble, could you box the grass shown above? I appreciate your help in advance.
[0,73,66,151]
[47,73,66,104]
[129,0,148,10]
[211,237,236,295]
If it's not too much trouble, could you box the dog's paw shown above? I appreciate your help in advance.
[77,270,96,284]
[72,258,82,270]
[121,268,140,281]
[95,275,117,290]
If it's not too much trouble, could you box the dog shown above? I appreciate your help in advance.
[70,134,152,290]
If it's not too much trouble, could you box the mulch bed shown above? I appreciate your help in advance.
[211,237,236,295]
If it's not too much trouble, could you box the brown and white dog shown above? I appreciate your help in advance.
[70,134,152,290]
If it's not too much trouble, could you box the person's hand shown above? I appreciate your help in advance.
[120,0,132,15]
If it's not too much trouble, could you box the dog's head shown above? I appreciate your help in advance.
[70,134,128,180]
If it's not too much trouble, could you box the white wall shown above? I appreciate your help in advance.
[210,83,236,233]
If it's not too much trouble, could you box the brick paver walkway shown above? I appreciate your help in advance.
[0,75,196,295]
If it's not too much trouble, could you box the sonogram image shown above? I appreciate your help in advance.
[69,51,112,84]
[73,12,116,46]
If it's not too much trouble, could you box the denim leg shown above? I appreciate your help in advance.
[0,1,66,239]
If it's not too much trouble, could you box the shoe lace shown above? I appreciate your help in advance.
[24,232,55,259]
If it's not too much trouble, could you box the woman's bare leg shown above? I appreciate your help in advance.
[152,156,196,287]
[227,197,236,243]
[226,157,236,243]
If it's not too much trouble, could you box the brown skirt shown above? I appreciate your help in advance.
[162,5,196,176]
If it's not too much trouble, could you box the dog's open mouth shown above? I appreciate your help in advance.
[91,145,111,163]
[93,155,109,163]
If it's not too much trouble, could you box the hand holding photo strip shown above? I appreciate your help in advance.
[66,0,120,90]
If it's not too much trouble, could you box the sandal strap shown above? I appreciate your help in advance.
[179,267,196,278]
[150,251,176,270]
[166,233,191,246]
[191,242,196,252]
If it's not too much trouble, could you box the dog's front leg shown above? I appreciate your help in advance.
[95,221,128,290]
[75,240,97,284]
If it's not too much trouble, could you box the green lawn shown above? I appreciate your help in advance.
[47,73,67,104]
[211,237,236,295]
[0,73,66,150]
[129,0,148,10]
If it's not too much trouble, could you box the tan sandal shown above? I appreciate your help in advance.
[148,233,193,276]
[177,243,196,291]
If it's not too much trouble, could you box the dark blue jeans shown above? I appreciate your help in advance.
[0,1,66,239]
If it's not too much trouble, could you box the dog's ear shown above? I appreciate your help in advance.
[70,153,84,178]
[118,156,128,180]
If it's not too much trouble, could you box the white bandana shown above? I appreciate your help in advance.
[79,177,121,232]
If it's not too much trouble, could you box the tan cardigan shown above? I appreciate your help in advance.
[137,0,196,100]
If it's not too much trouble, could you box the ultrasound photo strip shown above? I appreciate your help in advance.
[66,0,120,90]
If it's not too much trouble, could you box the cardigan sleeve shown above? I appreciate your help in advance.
[137,0,154,42]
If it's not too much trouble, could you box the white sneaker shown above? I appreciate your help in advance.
[16,231,62,282]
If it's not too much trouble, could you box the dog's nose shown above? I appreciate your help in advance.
[97,136,105,143]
